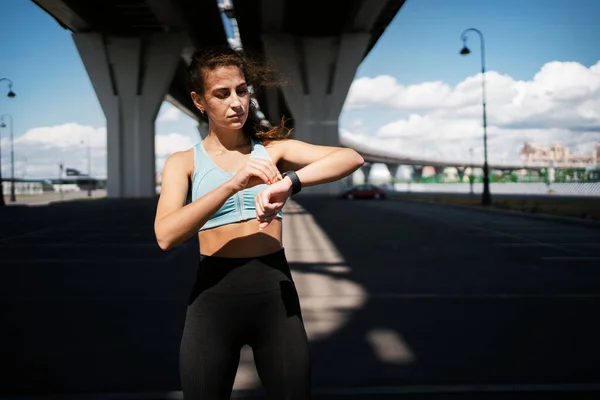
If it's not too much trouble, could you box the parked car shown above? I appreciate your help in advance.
[340,184,387,200]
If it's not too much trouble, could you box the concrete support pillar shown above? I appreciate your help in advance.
[265,88,280,126]
[343,173,354,188]
[361,163,372,184]
[432,166,444,183]
[73,33,185,198]
[386,163,400,184]
[456,167,465,182]
[263,33,370,195]
[412,165,423,182]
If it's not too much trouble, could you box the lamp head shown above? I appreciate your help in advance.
[459,35,471,56]
[7,90,16,98]
[0,122,6,128]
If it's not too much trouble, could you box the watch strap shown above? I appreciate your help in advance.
[283,170,302,195]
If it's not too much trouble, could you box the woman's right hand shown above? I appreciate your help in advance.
[229,158,283,192]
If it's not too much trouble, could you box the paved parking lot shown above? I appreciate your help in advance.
[1,196,599,399]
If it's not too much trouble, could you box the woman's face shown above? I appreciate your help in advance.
[192,65,250,131]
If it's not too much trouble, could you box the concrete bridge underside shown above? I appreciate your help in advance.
[32,0,406,198]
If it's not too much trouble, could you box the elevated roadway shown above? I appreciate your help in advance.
[350,141,593,172]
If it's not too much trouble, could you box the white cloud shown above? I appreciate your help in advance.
[346,60,600,129]
[4,122,197,179]
[155,132,196,173]
[6,123,107,179]
[16,123,106,150]
[155,132,196,157]
[351,119,364,128]
[157,102,182,123]
[377,114,483,140]
[342,60,600,164]
[345,75,400,108]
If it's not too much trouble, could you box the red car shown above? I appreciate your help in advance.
[340,184,387,200]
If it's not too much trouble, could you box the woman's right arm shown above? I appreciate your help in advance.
[154,151,237,251]
[154,150,282,251]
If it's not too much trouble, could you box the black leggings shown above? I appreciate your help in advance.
[180,248,311,399]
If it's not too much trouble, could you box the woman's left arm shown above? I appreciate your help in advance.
[276,139,365,187]
[254,139,364,229]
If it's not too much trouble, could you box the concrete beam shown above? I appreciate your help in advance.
[74,32,186,198]
[352,0,389,30]
[456,166,466,181]
[265,87,280,127]
[330,34,371,118]
[145,0,186,31]
[261,0,284,32]
[31,0,89,31]
[165,93,200,122]
[262,33,370,195]
[386,163,400,183]
[412,165,423,182]
[362,164,372,184]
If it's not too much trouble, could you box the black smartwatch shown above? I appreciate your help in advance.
[282,170,302,195]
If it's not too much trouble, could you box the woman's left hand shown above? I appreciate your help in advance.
[255,178,293,230]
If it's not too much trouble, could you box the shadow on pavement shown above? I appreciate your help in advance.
[284,196,600,399]
[1,196,599,399]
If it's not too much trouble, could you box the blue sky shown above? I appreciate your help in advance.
[1,0,599,179]
[340,0,600,161]
[359,0,600,83]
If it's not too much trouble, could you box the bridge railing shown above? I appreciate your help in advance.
[389,182,600,197]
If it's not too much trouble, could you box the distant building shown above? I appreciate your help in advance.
[519,142,599,165]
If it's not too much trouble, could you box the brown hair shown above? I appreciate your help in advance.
[186,46,291,142]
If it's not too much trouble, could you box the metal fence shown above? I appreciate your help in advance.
[392,182,600,197]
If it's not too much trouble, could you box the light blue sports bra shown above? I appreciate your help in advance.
[191,138,283,231]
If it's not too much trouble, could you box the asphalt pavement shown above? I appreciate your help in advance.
[1,195,599,399]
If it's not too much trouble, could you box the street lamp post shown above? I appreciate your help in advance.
[460,29,492,206]
[0,78,17,207]
[0,114,16,202]
[0,78,16,99]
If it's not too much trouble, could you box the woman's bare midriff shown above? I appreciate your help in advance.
[198,218,283,257]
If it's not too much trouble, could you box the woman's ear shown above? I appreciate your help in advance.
[191,91,204,112]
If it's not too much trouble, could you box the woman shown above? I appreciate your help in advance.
[154,47,364,399]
